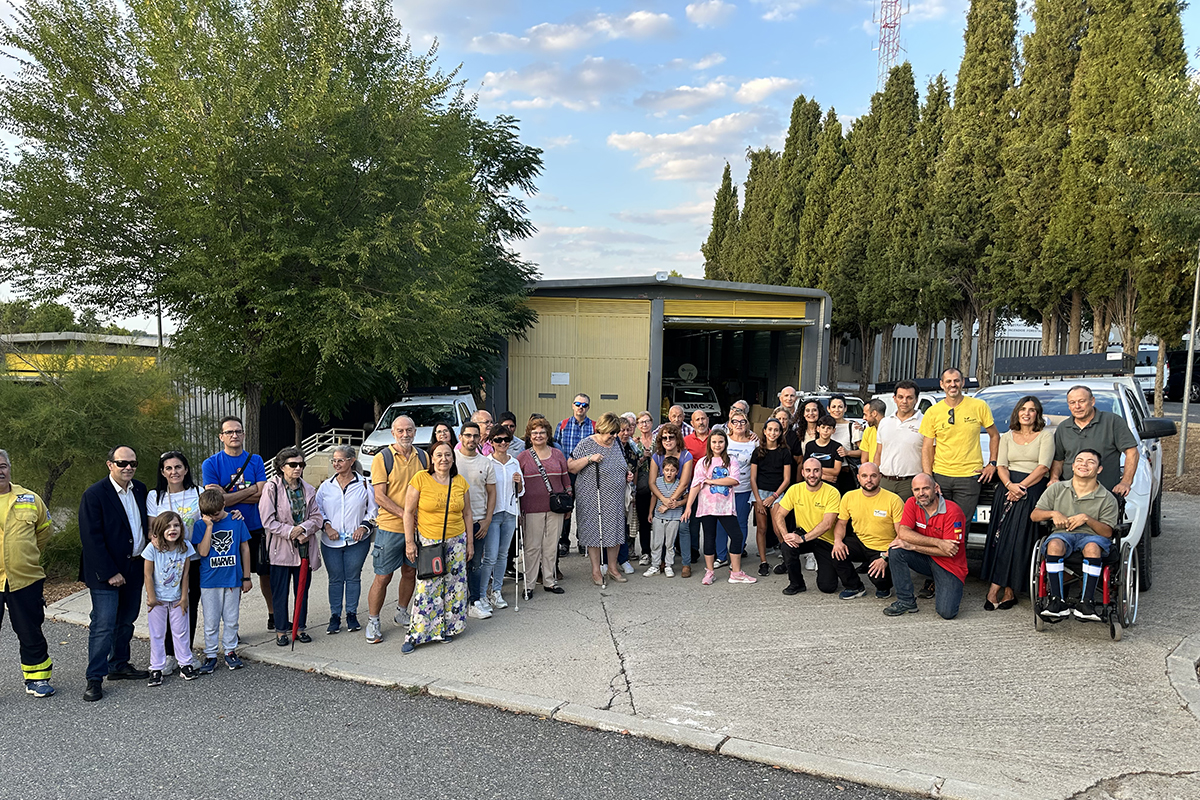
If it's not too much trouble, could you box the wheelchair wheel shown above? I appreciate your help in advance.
[1030,537,1047,632]
[1119,543,1140,628]
[1110,617,1123,641]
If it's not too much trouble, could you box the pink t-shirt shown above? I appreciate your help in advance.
[690,456,740,517]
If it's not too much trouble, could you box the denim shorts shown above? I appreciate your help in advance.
[1045,531,1112,557]
[373,529,416,575]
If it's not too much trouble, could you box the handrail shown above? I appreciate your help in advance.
[265,428,365,478]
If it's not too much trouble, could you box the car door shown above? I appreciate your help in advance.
[1123,387,1161,500]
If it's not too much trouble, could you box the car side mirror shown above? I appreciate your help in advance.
[1137,417,1177,440]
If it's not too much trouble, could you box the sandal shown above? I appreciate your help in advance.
[275,633,289,647]
[297,631,312,644]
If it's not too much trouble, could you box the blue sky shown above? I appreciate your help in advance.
[394,0,1200,284]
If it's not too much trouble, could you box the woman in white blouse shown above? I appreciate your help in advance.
[315,445,378,635]
[148,451,204,660]
[482,427,524,609]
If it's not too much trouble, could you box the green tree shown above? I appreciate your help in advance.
[791,109,846,291]
[0,0,542,453]
[928,0,1018,385]
[768,96,822,286]
[723,147,779,283]
[702,163,737,281]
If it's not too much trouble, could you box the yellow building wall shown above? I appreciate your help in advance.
[509,298,651,424]
[4,352,157,376]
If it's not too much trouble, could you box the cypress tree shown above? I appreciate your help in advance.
[791,109,845,289]
[928,0,1018,385]
[768,96,823,285]
[702,163,737,280]
[912,75,955,376]
[726,147,780,283]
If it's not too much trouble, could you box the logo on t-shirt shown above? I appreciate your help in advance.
[709,465,730,496]
[873,509,887,517]
[211,528,233,556]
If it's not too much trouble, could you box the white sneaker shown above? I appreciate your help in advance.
[488,589,508,609]
[468,600,493,619]
[664,565,675,577]
[162,655,178,675]
[638,554,651,566]
[643,565,660,577]
[804,554,817,571]
[365,618,383,643]
[394,606,410,627]
[621,561,635,574]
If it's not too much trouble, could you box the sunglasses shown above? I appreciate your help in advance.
[661,434,676,440]
[284,462,306,469]
[948,408,955,425]
[574,402,590,408]
[111,460,138,468]
[493,437,512,444]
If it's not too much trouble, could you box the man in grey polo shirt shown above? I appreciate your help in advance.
[1033,449,1119,622]
[876,380,924,501]
[1049,386,1138,497]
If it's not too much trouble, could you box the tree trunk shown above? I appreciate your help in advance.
[976,307,997,388]
[878,324,895,384]
[1068,289,1083,354]
[858,324,876,399]
[827,333,840,391]
[285,403,305,448]
[915,322,932,379]
[941,317,954,378]
[374,398,384,425]
[1092,302,1109,354]
[1056,305,1069,355]
[1155,339,1167,417]
[244,382,263,457]
[1115,275,1139,356]
[958,307,975,379]
[42,458,72,509]
[1044,308,1059,356]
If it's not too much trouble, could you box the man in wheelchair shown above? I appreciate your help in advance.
[1030,449,1119,622]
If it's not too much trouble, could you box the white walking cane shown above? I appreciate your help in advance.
[596,461,607,589]
[513,483,529,612]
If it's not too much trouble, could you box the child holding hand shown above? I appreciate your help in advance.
[645,456,683,577]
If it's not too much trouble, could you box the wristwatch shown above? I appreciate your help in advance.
[877,551,889,561]
[989,460,997,466]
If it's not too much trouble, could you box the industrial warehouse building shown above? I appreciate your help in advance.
[492,275,832,424]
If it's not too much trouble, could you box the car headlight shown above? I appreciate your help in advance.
[361,444,381,456]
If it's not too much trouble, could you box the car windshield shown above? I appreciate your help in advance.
[378,403,455,430]
[675,387,718,404]
[975,388,1122,433]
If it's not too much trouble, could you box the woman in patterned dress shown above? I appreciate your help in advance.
[401,442,473,652]
[569,412,632,586]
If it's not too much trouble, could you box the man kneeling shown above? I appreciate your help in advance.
[883,473,967,619]
[1030,449,1118,622]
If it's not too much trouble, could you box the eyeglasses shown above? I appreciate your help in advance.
[730,419,746,425]
[111,460,138,468]
[221,429,244,436]
[461,433,479,440]
[574,402,589,408]
[284,462,306,469]
[329,458,351,464]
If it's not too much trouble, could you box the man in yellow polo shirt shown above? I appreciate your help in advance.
[919,367,1000,524]
[771,458,841,596]
[833,462,904,600]
[0,449,55,697]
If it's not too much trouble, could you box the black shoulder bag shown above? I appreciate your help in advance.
[416,480,452,580]
[532,450,574,514]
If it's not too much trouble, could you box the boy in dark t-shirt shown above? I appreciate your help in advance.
[191,489,251,673]
[804,416,843,488]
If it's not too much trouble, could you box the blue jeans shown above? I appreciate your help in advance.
[678,500,701,564]
[321,538,371,617]
[86,571,144,681]
[718,492,752,561]
[468,521,491,603]
[482,512,517,597]
[890,548,963,619]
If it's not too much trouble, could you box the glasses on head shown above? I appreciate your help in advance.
[284,462,306,469]
[221,429,244,437]
[574,401,590,408]
[160,450,184,460]
[111,460,138,468]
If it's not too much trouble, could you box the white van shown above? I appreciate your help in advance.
[358,389,478,475]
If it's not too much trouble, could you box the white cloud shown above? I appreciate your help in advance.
[908,0,969,22]
[542,135,577,149]
[469,11,673,53]
[634,81,730,114]
[686,1,736,28]
[479,57,643,111]
[666,52,727,71]
[608,110,779,181]
[533,225,671,246]
[750,0,819,22]
[612,200,714,226]
[734,76,800,103]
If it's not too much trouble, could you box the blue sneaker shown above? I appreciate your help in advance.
[326,615,341,635]
[224,652,244,670]
[197,657,217,675]
[875,588,893,599]
[839,587,867,600]
[400,641,415,654]
[25,680,55,698]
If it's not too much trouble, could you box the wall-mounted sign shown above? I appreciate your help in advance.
[551,372,570,385]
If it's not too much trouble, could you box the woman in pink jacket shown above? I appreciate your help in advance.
[259,446,323,646]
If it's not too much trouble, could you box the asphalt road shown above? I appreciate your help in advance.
[0,621,916,800]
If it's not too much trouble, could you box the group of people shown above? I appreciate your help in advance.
[0,368,1139,699]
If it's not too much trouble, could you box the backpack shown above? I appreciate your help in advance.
[381,444,428,477]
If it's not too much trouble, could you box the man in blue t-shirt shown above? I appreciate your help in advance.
[201,416,271,626]
[191,488,252,672]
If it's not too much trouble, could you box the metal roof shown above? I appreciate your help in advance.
[530,274,830,302]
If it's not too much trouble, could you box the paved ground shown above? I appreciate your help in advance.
[0,621,912,800]
[45,494,1200,800]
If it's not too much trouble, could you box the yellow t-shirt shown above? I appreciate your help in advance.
[409,471,469,541]
[860,425,878,464]
[371,446,427,532]
[777,481,842,544]
[837,488,903,551]
[918,396,995,477]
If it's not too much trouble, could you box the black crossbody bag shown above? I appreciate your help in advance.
[416,480,452,580]
[532,449,573,514]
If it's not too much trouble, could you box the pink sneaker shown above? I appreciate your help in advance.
[701,569,715,585]
[728,570,758,584]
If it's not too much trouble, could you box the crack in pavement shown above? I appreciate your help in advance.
[598,594,636,715]
[1065,770,1200,799]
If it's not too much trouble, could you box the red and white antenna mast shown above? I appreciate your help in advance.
[875,0,908,90]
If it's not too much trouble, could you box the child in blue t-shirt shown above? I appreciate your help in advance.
[192,488,252,673]
[646,457,684,577]
[142,511,197,686]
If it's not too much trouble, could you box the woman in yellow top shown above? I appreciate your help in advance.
[401,442,472,653]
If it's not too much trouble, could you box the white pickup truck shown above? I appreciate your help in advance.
[357,389,478,475]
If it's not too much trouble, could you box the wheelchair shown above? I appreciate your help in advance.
[1028,513,1139,641]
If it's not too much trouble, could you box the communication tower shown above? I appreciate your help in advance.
[875,0,908,90]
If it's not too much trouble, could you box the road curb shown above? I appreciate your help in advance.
[428,680,565,717]
[1167,633,1200,721]
[552,703,727,752]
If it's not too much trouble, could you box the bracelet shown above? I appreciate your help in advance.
[242,576,251,581]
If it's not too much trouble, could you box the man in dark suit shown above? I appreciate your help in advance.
[79,445,150,701]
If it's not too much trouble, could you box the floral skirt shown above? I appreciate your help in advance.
[406,533,468,646]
